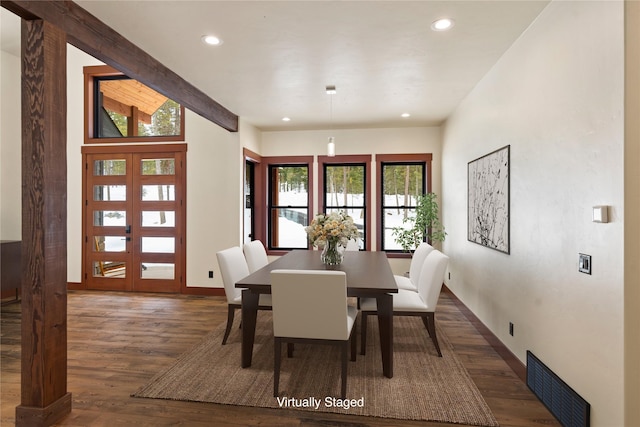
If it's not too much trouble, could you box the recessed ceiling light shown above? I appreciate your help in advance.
[401,113,411,118]
[282,117,291,122]
[431,18,455,31]
[201,35,223,46]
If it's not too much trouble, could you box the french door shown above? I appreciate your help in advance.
[82,145,186,293]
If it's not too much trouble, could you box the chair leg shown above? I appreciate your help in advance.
[350,329,357,361]
[274,338,282,396]
[287,343,294,358]
[424,313,442,357]
[341,342,348,399]
[221,305,235,345]
[421,315,431,336]
[360,312,368,355]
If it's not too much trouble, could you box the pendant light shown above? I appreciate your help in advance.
[326,85,336,157]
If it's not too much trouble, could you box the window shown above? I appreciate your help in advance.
[377,154,432,253]
[318,155,371,250]
[84,65,185,143]
[267,157,313,251]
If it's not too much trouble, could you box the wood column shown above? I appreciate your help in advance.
[16,18,72,426]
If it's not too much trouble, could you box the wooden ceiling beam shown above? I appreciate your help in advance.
[2,0,239,132]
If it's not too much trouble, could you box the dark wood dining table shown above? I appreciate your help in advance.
[235,249,398,378]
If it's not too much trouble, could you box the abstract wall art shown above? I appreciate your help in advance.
[467,145,510,254]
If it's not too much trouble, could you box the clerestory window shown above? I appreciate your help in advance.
[84,65,185,143]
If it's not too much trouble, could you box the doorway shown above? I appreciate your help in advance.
[82,144,186,293]
[244,159,255,244]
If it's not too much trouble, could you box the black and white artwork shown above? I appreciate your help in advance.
[467,145,510,254]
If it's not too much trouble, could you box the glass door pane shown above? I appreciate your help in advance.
[85,153,132,291]
[132,152,183,292]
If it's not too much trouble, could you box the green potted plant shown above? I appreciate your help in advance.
[391,193,446,252]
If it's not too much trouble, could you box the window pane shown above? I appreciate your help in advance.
[326,207,365,247]
[97,77,182,138]
[141,237,175,253]
[93,236,126,252]
[141,159,175,175]
[269,164,309,250]
[141,184,175,201]
[142,211,175,227]
[383,208,417,251]
[94,159,126,176]
[93,261,126,277]
[141,263,175,280]
[270,208,308,249]
[323,163,366,249]
[93,185,126,201]
[381,162,425,251]
[325,165,365,207]
[271,166,308,205]
[382,164,424,206]
[93,210,126,226]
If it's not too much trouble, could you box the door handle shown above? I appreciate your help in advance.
[125,225,131,234]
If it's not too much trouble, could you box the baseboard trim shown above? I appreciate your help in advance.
[15,392,72,427]
[67,282,225,297]
[67,282,84,291]
[182,287,225,297]
[442,285,526,382]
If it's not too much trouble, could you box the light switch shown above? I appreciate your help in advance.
[593,206,608,223]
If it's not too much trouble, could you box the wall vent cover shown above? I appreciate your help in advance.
[527,351,590,427]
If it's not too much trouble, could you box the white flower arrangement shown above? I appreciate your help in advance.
[305,210,359,248]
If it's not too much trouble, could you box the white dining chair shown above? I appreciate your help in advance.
[243,240,269,273]
[270,269,358,398]
[395,242,434,291]
[360,249,449,357]
[216,246,271,345]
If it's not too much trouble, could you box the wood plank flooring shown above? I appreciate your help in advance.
[1,290,559,427]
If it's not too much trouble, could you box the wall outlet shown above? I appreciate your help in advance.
[578,253,591,275]
[208,270,214,278]
[509,322,514,336]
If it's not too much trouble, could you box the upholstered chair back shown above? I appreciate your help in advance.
[216,246,250,304]
[408,242,434,284]
[417,250,449,311]
[270,269,351,341]
[243,240,269,273]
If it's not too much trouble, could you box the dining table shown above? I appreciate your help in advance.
[235,249,398,378]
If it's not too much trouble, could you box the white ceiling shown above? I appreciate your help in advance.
[1,1,549,131]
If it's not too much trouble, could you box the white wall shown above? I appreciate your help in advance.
[186,110,242,288]
[0,50,21,241]
[624,1,640,425]
[239,118,262,155]
[262,126,442,275]
[67,46,103,282]
[441,2,624,425]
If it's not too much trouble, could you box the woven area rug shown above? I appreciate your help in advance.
[133,313,499,426]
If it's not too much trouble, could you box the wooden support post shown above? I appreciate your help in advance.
[16,18,72,426]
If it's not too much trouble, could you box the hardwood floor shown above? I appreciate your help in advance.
[1,290,559,427]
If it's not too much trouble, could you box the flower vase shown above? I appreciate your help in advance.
[321,239,343,267]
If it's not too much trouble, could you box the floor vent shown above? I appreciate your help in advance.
[527,351,590,427]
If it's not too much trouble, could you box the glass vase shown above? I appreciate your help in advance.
[321,239,343,266]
